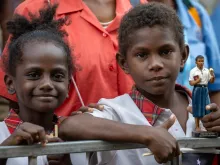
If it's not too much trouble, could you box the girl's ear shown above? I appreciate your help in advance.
[116,52,130,74]
[4,75,16,95]
[180,44,189,71]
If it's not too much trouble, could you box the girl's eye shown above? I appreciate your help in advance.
[160,49,173,56]
[136,52,148,59]
[26,72,40,80]
[53,73,65,81]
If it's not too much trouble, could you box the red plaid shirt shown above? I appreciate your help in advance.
[4,109,60,134]
[129,84,192,126]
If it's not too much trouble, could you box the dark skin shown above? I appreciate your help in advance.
[187,103,220,133]
[0,42,71,165]
[119,26,189,132]
[83,0,116,22]
[60,113,179,164]
[7,43,69,131]
[60,26,187,164]
[202,103,220,132]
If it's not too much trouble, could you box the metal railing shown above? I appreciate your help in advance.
[1,137,220,165]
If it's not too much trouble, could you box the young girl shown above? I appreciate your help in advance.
[0,4,74,165]
[59,3,220,165]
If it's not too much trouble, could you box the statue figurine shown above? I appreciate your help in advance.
[189,55,217,137]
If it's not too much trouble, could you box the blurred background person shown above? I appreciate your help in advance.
[0,0,24,121]
[149,0,220,107]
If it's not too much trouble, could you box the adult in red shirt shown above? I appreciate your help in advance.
[0,0,147,116]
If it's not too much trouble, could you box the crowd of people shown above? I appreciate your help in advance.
[0,0,220,165]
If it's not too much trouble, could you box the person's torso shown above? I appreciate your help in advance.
[192,67,210,84]
[88,92,194,165]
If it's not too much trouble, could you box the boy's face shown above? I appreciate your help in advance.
[5,42,69,113]
[196,58,204,69]
[117,26,188,96]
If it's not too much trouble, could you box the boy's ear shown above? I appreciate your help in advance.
[180,44,189,69]
[116,52,129,74]
[4,75,16,95]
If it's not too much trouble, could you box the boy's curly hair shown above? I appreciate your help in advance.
[118,2,185,56]
[3,4,74,77]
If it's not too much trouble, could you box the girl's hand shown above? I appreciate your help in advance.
[71,103,104,116]
[202,103,220,132]
[1,122,47,146]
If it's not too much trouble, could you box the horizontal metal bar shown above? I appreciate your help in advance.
[1,138,220,158]
[177,137,220,149]
[0,141,144,158]
[180,148,220,154]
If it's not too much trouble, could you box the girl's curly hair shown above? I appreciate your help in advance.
[3,4,74,77]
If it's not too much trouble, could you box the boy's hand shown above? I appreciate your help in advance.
[209,68,214,75]
[202,103,220,132]
[186,105,192,113]
[1,122,47,146]
[71,103,104,116]
[47,137,72,165]
[196,77,201,84]
[145,114,180,164]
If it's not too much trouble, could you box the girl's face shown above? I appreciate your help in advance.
[7,42,70,113]
[118,26,188,96]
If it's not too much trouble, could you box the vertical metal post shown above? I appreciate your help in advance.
[28,156,37,165]
[163,154,182,165]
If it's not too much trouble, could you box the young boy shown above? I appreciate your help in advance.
[60,3,220,165]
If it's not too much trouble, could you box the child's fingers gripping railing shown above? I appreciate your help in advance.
[1,137,220,165]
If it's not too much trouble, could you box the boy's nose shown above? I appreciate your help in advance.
[148,55,164,71]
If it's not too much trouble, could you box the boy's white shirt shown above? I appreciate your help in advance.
[0,121,48,165]
[189,66,212,85]
[85,93,196,165]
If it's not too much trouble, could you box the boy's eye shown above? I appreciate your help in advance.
[52,73,65,81]
[26,72,40,80]
[136,52,148,59]
[160,49,173,56]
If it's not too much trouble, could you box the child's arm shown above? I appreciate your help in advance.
[189,78,201,86]
[0,122,47,146]
[0,122,47,165]
[59,114,180,164]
